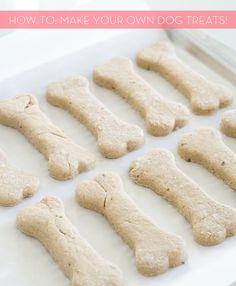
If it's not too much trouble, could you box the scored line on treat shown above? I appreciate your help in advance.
[0,94,95,180]
[76,171,186,276]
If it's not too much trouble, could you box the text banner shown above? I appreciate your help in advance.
[0,11,235,29]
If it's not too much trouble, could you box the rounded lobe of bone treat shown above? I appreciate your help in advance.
[129,149,236,246]
[47,75,144,159]
[76,172,186,276]
[221,109,236,138]
[0,149,39,206]
[136,41,233,115]
[16,196,123,286]
[93,57,190,136]
[0,94,95,180]
[47,143,95,181]
[178,127,236,191]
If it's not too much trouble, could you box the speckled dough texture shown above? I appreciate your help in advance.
[136,41,233,115]
[16,197,123,286]
[0,149,39,206]
[76,172,186,276]
[47,75,144,159]
[129,149,236,246]
[221,109,236,137]
[93,57,190,136]
[178,128,236,191]
[0,95,95,180]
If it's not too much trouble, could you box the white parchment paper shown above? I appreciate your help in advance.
[0,29,235,286]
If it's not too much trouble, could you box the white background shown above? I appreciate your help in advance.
[0,1,236,286]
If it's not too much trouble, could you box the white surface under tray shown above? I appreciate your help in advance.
[0,29,236,286]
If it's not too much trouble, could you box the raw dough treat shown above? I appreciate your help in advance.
[16,196,123,286]
[0,148,39,206]
[76,172,186,276]
[221,109,236,137]
[93,57,190,136]
[47,75,144,159]
[136,41,233,115]
[129,149,236,246]
[178,128,236,191]
[0,94,95,180]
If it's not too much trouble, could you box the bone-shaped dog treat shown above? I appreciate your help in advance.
[16,196,123,286]
[178,128,236,191]
[0,148,39,206]
[0,95,95,180]
[93,57,190,136]
[221,109,236,138]
[47,75,144,159]
[76,172,186,276]
[129,149,236,246]
[136,41,233,114]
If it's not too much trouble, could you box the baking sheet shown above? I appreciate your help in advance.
[0,29,236,286]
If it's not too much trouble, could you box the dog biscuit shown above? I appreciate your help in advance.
[0,148,39,206]
[76,172,186,276]
[93,57,190,136]
[221,109,236,137]
[129,149,236,246]
[0,95,95,180]
[178,128,236,190]
[137,41,233,114]
[16,196,123,286]
[47,75,144,159]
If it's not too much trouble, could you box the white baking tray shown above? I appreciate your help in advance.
[0,29,235,286]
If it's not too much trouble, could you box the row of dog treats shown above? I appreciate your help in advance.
[0,40,235,206]
[16,135,236,284]
[0,41,234,182]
